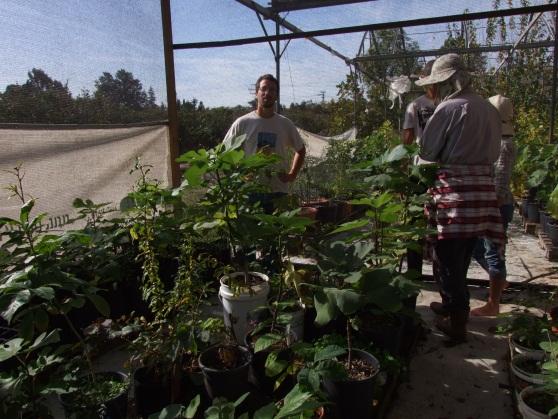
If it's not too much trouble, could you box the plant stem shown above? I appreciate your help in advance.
[346,318,352,369]
[63,312,96,383]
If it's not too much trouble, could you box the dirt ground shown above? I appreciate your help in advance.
[386,216,558,419]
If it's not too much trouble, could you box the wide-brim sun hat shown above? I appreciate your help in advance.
[415,53,465,86]
[489,94,514,136]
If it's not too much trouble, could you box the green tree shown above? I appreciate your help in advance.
[0,68,74,123]
[94,69,148,110]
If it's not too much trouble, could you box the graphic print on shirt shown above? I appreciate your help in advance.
[257,132,277,154]
[417,106,435,130]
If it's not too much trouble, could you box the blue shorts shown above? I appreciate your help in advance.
[472,204,514,278]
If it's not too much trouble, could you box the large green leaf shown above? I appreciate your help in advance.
[254,333,283,353]
[313,288,338,327]
[148,405,184,419]
[27,330,60,353]
[185,395,201,419]
[313,345,346,362]
[328,287,362,316]
[383,144,410,163]
[0,338,24,362]
[32,287,55,301]
[264,351,288,378]
[87,294,110,317]
[253,403,277,419]
[183,164,207,187]
[275,384,320,419]
[2,289,31,323]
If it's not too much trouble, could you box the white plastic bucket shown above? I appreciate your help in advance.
[219,272,270,344]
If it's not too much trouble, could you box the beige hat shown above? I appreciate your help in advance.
[415,53,465,86]
[488,94,514,136]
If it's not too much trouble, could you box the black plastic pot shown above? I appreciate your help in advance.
[61,371,129,419]
[539,209,548,233]
[133,367,172,418]
[198,344,252,401]
[548,222,558,246]
[526,202,540,223]
[357,313,403,355]
[323,349,380,419]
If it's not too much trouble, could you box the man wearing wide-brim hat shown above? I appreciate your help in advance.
[416,53,504,346]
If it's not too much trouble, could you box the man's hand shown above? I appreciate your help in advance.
[278,171,297,183]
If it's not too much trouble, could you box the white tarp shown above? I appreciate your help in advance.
[0,124,170,231]
[297,127,357,160]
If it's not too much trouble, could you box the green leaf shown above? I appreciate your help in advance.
[275,384,319,419]
[265,351,288,377]
[253,402,277,419]
[32,287,55,301]
[254,333,283,353]
[313,345,346,362]
[329,219,368,235]
[0,338,24,362]
[20,199,35,224]
[327,287,362,316]
[183,164,207,187]
[185,394,200,419]
[147,404,184,419]
[2,289,31,323]
[27,330,60,352]
[87,294,110,317]
[233,392,250,407]
[314,288,338,327]
[383,144,409,163]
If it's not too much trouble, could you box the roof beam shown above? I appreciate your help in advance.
[269,0,373,13]
[351,40,555,63]
[235,0,352,64]
[173,3,557,50]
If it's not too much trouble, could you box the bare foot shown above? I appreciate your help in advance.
[470,304,499,317]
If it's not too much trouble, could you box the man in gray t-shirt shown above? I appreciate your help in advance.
[224,74,306,195]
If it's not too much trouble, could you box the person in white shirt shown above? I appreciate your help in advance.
[402,60,436,147]
[224,74,306,211]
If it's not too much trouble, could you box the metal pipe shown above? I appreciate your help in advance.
[173,4,556,50]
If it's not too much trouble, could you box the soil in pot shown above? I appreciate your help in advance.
[323,349,380,419]
[524,390,557,418]
[198,344,253,402]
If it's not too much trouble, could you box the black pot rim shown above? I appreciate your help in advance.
[198,344,252,373]
[336,348,381,383]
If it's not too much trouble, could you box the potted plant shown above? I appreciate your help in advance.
[176,136,285,343]
[497,310,553,360]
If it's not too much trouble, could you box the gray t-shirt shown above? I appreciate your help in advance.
[224,111,305,193]
[419,92,501,165]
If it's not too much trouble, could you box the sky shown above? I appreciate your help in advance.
[0,0,551,108]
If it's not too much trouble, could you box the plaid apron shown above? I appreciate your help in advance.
[426,165,505,244]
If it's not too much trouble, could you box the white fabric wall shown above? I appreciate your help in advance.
[0,124,170,231]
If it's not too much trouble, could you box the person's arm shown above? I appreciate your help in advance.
[402,128,415,145]
[279,146,306,183]
[402,102,416,145]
